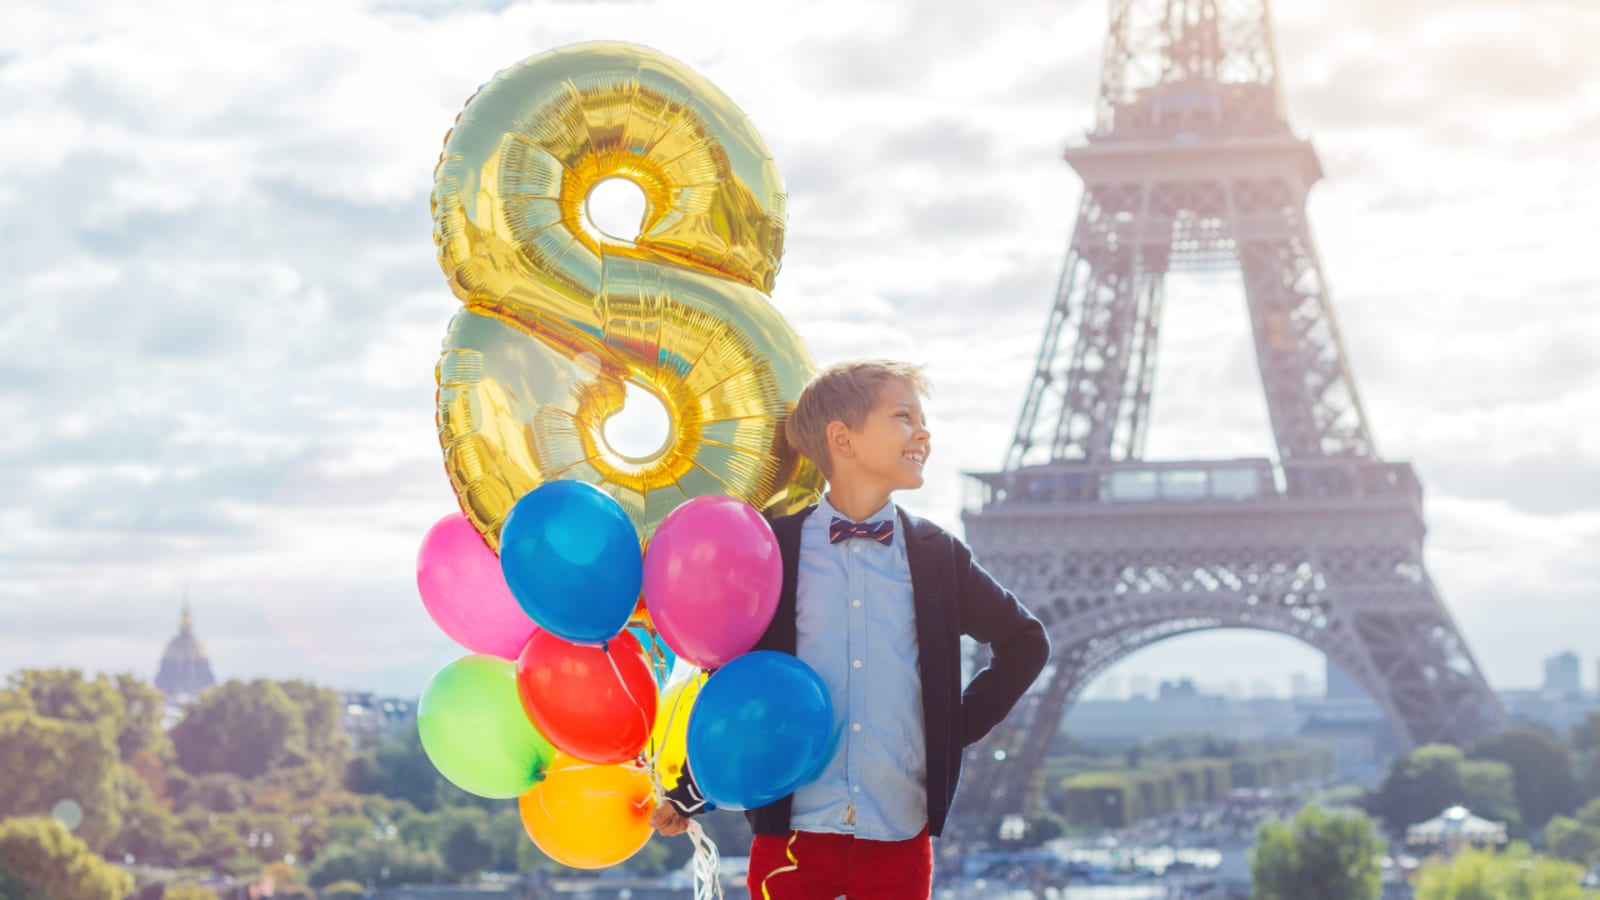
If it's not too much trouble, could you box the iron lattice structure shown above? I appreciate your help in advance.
[953,0,1503,838]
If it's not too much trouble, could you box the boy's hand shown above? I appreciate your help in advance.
[650,803,690,836]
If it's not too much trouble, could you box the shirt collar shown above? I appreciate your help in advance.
[817,493,897,527]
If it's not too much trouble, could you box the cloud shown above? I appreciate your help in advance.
[2,0,1596,700]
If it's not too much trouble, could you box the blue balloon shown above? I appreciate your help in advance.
[499,480,641,644]
[685,651,836,810]
[628,624,678,686]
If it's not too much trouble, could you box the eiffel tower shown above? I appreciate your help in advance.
[952,0,1504,836]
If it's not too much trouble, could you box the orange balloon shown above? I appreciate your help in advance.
[518,754,656,869]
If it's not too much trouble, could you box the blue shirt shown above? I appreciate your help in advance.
[789,495,928,839]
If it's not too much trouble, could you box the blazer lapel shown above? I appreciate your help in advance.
[761,505,813,655]
[900,509,952,785]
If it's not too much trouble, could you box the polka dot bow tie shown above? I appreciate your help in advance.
[829,517,894,546]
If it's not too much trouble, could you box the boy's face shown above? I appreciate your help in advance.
[836,377,930,494]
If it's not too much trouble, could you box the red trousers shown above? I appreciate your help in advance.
[747,827,933,899]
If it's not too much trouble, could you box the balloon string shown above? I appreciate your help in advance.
[686,818,724,900]
[632,664,718,899]
[759,830,801,900]
[604,642,654,755]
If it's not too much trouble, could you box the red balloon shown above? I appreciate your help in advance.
[516,628,658,765]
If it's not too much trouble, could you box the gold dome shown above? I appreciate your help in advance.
[155,602,216,700]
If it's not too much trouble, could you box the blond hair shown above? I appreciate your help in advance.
[786,360,930,477]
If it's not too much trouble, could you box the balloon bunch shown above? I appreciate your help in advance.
[413,38,831,885]
[415,484,837,871]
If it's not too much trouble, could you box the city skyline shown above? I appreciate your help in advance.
[3,0,1597,701]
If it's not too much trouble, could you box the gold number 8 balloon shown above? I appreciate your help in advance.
[431,42,824,547]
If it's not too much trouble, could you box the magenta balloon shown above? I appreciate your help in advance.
[417,512,538,659]
[643,497,782,668]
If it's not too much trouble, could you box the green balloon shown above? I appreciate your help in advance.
[418,654,555,799]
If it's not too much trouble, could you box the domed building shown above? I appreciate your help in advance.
[155,603,216,702]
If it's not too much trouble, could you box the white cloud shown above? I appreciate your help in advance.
[2,0,1596,700]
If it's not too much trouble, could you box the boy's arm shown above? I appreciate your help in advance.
[662,764,713,818]
[955,538,1051,747]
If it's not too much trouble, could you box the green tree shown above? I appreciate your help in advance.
[441,820,494,882]
[346,729,447,812]
[1571,712,1600,753]
[1471,728,1575,829]
[277,680,350,766]
[1544,815,1600,867]
[1575,795,1600,828]
[103,764,197,867]
[1250,805,1385,900]
[307,838,445,888]
[1414,842,1587,900]
[111,674,175,762]
[0,710,123,849]
[0,670,122,725]
[159,883,219,900]
[0,817,133,900]
[171,680,305,779]
[1364,744,1518,833]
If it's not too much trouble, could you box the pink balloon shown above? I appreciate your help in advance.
[643,496,782,669]
[417,512,538,659]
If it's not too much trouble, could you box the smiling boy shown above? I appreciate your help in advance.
[652,359,1049,898]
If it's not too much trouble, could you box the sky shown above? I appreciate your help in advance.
[2,0,1597,702]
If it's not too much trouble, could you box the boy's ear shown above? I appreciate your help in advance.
[825,419,852,460]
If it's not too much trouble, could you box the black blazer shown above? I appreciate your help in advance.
[667,504,1050,837]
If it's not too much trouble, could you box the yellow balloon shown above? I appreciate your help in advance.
[518,753,656,870]
[650,670,707,790]
[432,42,824,547]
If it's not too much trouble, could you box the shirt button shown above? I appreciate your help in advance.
[853,785,861,793]
[853,660,862,669]
[851,543,862,554]
[852,600,862,608]
[852,723,862,732]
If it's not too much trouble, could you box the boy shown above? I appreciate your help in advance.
[651,360,1049,898]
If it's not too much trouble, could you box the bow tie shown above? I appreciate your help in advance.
[829,517,894,546]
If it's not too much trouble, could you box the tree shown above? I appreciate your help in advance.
[112,674,175,762]
[158,883,219,900]
[441,821,494,882]
[0,710,123,850]
[0,817,134,900]
[1575,796,1600,828]
[1544,815,1600,868]
[1250,804,1385,900]
[346,729,448,813]
[1413,842,1587,900]
[1364,744,1518,833]
[1471,728,1575,829]
[102,763,197,867]
[0,670,122,726]
[277,680,350,767]
[171,680,305,779]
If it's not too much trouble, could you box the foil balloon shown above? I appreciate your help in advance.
[432,41,824,547]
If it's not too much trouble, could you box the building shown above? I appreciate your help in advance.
[340,692,417,747]
[154,603,216,703]
[1406,806,1507,857]
[1325,659,1368,701]
[1544,651,1582,700]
